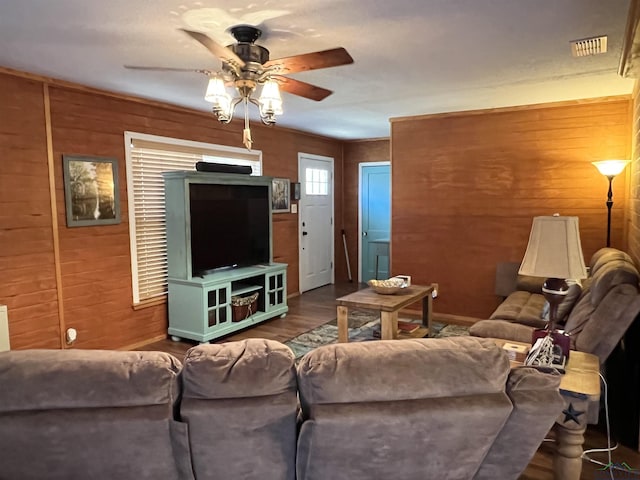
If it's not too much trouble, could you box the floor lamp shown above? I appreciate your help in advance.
[518,215,587,370]
[591,160,631,247]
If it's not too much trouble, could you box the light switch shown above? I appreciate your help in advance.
[291,204,298,214]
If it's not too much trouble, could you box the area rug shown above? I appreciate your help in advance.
[284,308,469,360]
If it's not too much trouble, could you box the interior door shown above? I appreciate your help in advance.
[360,163,391,282]
[298,153,334,292]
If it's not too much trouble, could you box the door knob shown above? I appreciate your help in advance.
[302,231,308,236]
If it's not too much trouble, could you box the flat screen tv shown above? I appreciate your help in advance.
[189,182,271,276]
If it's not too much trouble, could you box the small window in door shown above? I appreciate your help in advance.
[305,168,329,195]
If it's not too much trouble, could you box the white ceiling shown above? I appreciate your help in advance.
[0,0,634,140]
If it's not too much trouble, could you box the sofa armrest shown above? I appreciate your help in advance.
[474,367,563,479]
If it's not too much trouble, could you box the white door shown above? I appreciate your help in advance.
[298,153,334,292]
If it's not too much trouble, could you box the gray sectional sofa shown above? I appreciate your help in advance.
[470,247,640,364]
[0,336,563,480]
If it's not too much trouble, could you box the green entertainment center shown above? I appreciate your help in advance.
[163,170,288,343]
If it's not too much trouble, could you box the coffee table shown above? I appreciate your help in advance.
[335,284,437,342]
[493,339,601,480]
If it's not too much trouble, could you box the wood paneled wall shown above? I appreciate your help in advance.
[0,70,343,350]
[0,76,61,348]
[391,99,632,317]
[342,140,390,281]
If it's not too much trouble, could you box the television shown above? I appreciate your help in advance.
[189,182,271,276]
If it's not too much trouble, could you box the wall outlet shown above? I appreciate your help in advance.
[66,327,77,344]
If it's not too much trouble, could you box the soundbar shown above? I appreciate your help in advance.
[195,162,252,175]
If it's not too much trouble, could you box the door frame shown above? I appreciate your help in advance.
[298,152,335,292]
[358,161,391,283]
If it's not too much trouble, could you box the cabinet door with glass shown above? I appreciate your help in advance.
[266,270,287,313]
[205,284,231,328]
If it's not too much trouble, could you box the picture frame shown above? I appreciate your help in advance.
[62,154,121,227]
[271,177,290,213]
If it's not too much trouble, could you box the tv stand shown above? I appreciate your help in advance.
[163,171,288,343]
[168,263,288,343]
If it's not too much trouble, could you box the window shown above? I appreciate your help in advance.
[124,132,262,305]
[305,168,329,195]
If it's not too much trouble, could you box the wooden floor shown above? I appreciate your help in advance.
[137,282,640,480]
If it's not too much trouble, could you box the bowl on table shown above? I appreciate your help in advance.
[367,278,406,295]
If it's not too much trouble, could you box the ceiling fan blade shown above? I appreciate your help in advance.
[124,65,211,74]
[276,76,333,101]
[265,47,353,74]
[180,29,246,69]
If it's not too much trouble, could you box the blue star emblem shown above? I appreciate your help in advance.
[562,403,584,424]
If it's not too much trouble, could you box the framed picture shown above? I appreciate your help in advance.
[62,155,121,227]
[271,177,290,213]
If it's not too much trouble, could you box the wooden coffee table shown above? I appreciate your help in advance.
[335,284,437,342]
[493,339,601,480]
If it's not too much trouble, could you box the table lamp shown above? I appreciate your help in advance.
[519,215,587,369]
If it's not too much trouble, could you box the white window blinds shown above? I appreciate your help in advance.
[124,132,262,305]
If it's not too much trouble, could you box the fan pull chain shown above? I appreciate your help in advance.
[242,97,252,151]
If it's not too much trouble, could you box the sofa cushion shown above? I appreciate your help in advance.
[181,338,296,399]
[563,260,637,345]
[560,258,640,360]
[0,349,181,412]
[469,319,535,344]
[180,339,298,480]
[297,395,512,480]
[571,285,640,360]
[590,248,633,275]
[297,337,510,409]
[296,337,514,480]
[489,290,547,328]
[589,260,639,305]
[0,349,185,480]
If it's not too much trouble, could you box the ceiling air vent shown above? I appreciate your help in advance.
[570,35,608,57]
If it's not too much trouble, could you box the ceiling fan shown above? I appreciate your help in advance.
[125,25,354,149]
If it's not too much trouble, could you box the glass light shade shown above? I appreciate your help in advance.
[592,160,630,177]
[205,77,232,116]
[519,215,587,280]
[258,79,283,116]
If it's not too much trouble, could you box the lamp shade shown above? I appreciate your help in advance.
[204,76,232,116]
[258,79,283,116]
[518,215,587,280]
[592,160,630,177]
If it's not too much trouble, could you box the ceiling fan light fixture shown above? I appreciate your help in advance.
[258,79,283,124]
[205,76,233,122]
[134,25,351,149]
